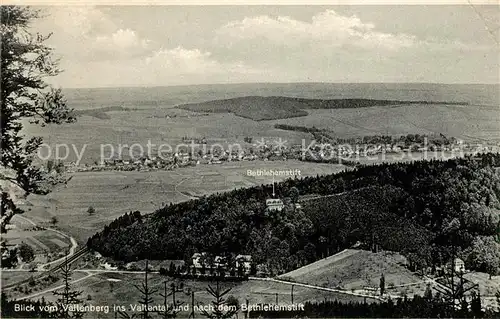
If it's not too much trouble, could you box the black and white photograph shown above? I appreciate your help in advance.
[1,2,499,318]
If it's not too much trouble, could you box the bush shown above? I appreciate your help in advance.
[18,243,35,263]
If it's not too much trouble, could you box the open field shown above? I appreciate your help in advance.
[21,160,346,244]
[3,270,89,301]
[279,249,424,297]
[1,271,36,288]
[273,103,500,142]
[178,96,470,121]
[464,272,500,297]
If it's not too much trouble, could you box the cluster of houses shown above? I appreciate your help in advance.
[62,142,286,173]
[298,139,500,163]
[58,137,500,173]
[191,252,253,275]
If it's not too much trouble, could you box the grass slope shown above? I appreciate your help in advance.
[279,249,423,296]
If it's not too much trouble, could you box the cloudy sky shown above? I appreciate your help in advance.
[32,5,499,88]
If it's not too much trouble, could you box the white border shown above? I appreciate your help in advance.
[2,0,500,6]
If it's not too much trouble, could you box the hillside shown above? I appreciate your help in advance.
[177,96,469,121]
[88,153,500,276]
[279,249,424,296]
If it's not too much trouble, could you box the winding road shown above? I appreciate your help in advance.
[14,214,79,271]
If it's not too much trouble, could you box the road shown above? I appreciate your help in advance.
[250,277,393,301]
[15,214,79,271]
[174,176,197,200]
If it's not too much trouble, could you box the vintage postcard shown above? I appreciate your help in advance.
[1,2,499,318]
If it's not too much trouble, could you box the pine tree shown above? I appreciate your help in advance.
[379,273,385,296]
[423,284,433,300]
[434,252,479,311]
[52,259,85,318]
[1,6,76,233]
[134,260,158,319]
[470,291,482,317]
[158,281,184,318]
[200,279,238,319]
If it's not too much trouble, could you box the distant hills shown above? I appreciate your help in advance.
[74,105,135,119]
[177,96,469,121]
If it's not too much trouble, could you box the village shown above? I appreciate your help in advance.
[57,136,500,173]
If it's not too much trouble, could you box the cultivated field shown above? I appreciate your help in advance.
[1,271,36,288]
[274,103,500,142]
[2,215,72,268]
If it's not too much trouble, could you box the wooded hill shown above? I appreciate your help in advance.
[88,153,500,276]
[177,96,468,121]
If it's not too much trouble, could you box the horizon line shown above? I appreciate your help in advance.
[57,81,500,90]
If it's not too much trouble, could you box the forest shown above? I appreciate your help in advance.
[88,153,500,276]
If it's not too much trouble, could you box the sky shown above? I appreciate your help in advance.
[31,5,500,88]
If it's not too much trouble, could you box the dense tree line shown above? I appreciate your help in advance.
[274,124,322,134]
[248,293,497,318]
[275,123,457,147]
[88,153,500,275]
[334,133,456,147]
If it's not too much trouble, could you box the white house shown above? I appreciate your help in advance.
[192,252,207,269]
[266,198,284,212]
[214,255,227,268]
[235,255,252,274]
[192,252,227,270]
[453,258,466,273]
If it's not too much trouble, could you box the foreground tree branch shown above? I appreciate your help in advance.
[0,6,76,233]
